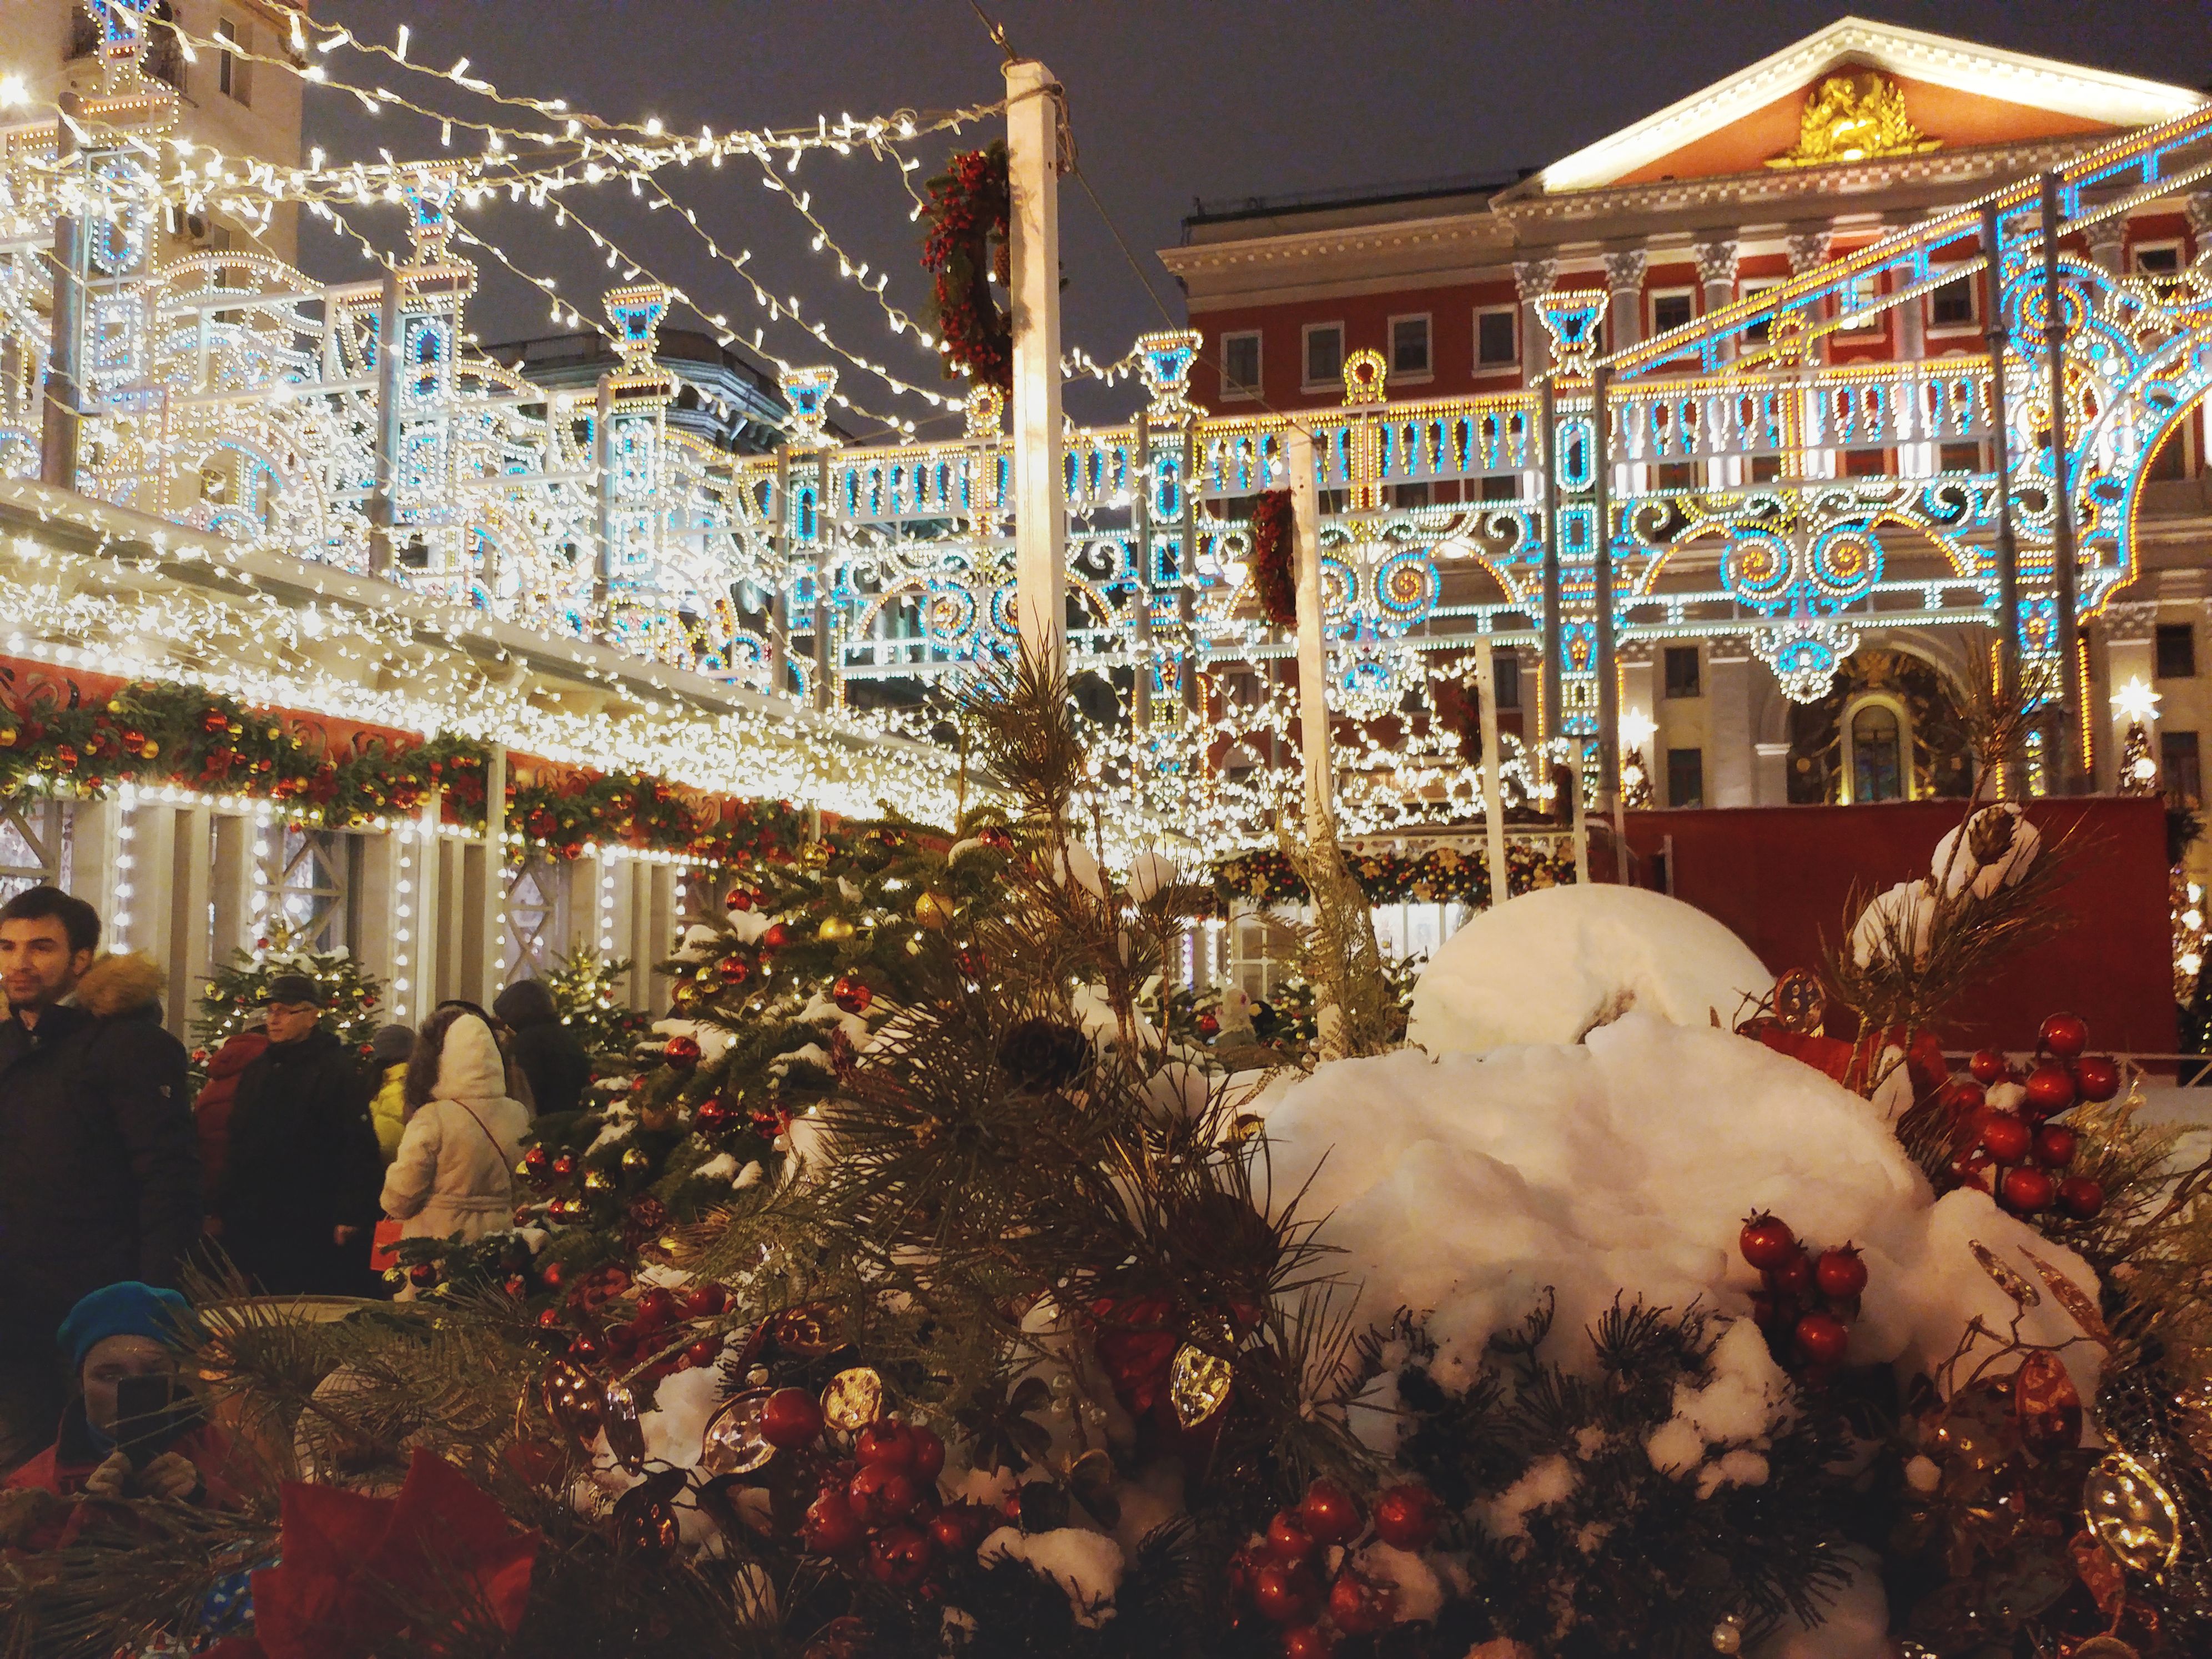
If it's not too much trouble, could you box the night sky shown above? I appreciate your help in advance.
[302,2,2212,438]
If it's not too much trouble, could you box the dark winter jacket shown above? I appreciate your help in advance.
[211,1027,382,1296]
[493,980,590,1119]
[191,1028,269,1204]
[0,954,200,1355]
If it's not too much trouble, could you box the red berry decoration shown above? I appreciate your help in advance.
[803,1487,868,1556]
[1738,1212,1798,1271]
[848,1462,918,1526]
[908,1425,946,1484]
[856,1420,918,1471]
[567,1331,603,1365]
[832,976,873,1015]
[1371,1483,1441,1551]
[2023,1062,2077,1120]
[1283,1626,1338,1659]
[1999,1165,2057,1215]
[1265,1509,1318,1562]
[2057,1175,2106,1219]
[1969,1048,2010,1085]
[1768,1250,1815,1296]
[761,1387,825,1449]
[1327,1567,1397,1636]
[927,1502,990,1555]
[2033,1124,2079,1168]
[2039,1012,2089,1059]
[1979,1114,2033,1165]
[694,1098,733,1134]
[1251,1559,1321,1625]
[1940,1079,1986,1118]
[761,922,792,951]
[868,1524,936,1590]
[633,1288,677,1331]
[682,1337,719,1369]
[663,1034,702,1070]
[1814,1246,1868,1301]
[680,1282,727,1318]
[1793,1311,1850,1368]
[1296,1477,1364,1546]
[2073,1054,2120,1104]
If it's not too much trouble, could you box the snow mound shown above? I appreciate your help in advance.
[1261,1013,2102,1406]
[1406,884,1769,1055]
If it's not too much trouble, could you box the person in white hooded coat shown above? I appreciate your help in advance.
[379,1008,530,1243]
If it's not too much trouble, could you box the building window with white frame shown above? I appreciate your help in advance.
[2134,243,2183,279]
[1649,289,1695,338]
[1390,314,1432,379]
[1474,306,1517,369]
[214,17,249,103]
[1220,331,1261,401]
[1834,270,1883,334]
[1927,267,1977,332]
[1302,322,1344,390]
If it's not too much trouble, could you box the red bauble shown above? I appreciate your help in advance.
[1814,1246,1868,1301]
[536,1306,564,1330]
[1999,1165,2056,1215]
[523,1145,551,1175]
[724,887,756,913]
[2039,1012,2089,1059]
[761,922,792,951]
[1767,1249,1815,1296]
[717,956,752,987]
[632,1288,677,1331]
[407,1261,440,1288]
[868,1524,936,1590]
[1297,1477,1364,1546]
[1265,1509,1318,1562]
[567,1332,603,1365]
[1251,1559,1321,1625]
[1371,1484,1441,1551]
[761,1386,826,1449]
[1979,1113,2033,1165]
[2073,1054,2120,1104]
[1197,1013,1220,1038]
[832,976,873,1015]
[663,1034,702,1070]
[551,1154,577,1179]
[695,1098,733,1134]
[2057,1175,2106,1219]
[1793,1311,1850,1368]
[1739,1212,1798,1271]
[502,1273,529,1298]
[857,1420,918,1470]
[848,1462,918,1526]
[680,1282,727,1318]
[1283,1626,1338,1659]
[2022,1062,2077,1120]
[1327,1567,1397,1636]
[1969,1048,2011,1085]
[682,1336,719,1369]
[803,1487,868,1556]
[2033,1124,2079,1168]
[908,1425,946,1484]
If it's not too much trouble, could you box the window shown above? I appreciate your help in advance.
[2157,622,2196,679]
[1302,323,1344,389]
[1493,653,1520,710]
[2164,731,2201,808]
[1850,703,1906,802]
[1475,307,1517,368]
[1843,448,1888,477]
[2134,244,2183,276]
[1390,481,1431,509]
[1928,270,1977,330]
[1478,472,1518,501]
[1390,315,1431,378]
[1656,461,1697,491]
[1667,748,1705,808]
[1938,441,1983,473]
[1650,290,1695,336]
[1750,454,1782,482]
[1220,331,1260,400]
[215,17,246,102]
[1663,646,1701,700]
[1742,281,1779,345]
[1836,272,1883,333]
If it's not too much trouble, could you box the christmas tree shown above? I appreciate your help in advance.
[540,949,658,1068]
[187,915,386,1080]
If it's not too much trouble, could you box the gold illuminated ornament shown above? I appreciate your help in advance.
[584,1167,614,1194]
[601,1375,648,1473]
[1767,71,1942,170]
[698,1388,777,1476]
[821,1366,885,1431]
[914,891,955,930]
[2083,1449,2183,1574]
[1967,1239,2039,1308]
[540,1359,602,1449]
[818,913,856,942]
[1167,1342,1234,1429]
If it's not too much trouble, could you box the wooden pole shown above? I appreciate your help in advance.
[1981,201,2023,797]
[1472,636,1510,908]
[2041,172,2082,793]
[1006,59,1066,673]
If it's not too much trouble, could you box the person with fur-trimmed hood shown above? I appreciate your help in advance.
[0,888,198,1469]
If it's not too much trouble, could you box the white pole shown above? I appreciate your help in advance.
[1288,428,1333,844]
[1472,640,1510,908]
[1570,750,1592,886]
[1006,59,1065,673]
[480,744,507,1005]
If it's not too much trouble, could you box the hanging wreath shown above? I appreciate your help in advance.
[1248,489,1297,629]
[919,141,1013,394]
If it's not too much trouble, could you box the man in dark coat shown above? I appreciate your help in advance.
[494,977,590,1118]
[208,974,383,1297]
[0,887,198,1468]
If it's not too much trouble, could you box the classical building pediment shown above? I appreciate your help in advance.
[1500,14,2203,199]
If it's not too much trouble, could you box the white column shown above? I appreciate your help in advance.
[170,805,214,1038]
[410,796,443,1020]
[1287,428,1333,843]
[1474,640,1510,905]
[479,745,507,1006]
[72,799,126,947]
[1006,59,1066,670]
[130,800,178,993]
[1706,652,1757,808]
[1695,240,1738,487]
[1754,742,1794,807]
[647,863,677,1016]
[209,812,256,973]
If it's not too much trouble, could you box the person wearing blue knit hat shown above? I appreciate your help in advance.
[1,1281,223,1506]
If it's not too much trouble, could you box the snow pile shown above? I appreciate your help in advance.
[1850,881,1936,969]
[1406,886,1769,1055]
[1931,803,2039,899]
[1643,1318,1788,1496]
[977,1526,1124,1626]
[1261,1013,2103,1410]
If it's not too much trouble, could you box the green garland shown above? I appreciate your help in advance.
[1214,839,1579,909]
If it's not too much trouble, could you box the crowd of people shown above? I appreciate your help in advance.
[0,883,593,1494]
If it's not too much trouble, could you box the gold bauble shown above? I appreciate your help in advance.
[914,891,954,930]
[822,1366,885,1431]
[818,914,856,942]
[699,1389,777,1476]
[2084,1450,2183,1574]
[621,1145,651,1173]
[584,1167,614,1194]
[1167,1343,1234,1429]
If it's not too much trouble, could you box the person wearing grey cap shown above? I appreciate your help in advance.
[207,974,384,1296]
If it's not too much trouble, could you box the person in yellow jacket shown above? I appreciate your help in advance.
[366,1024,415,1163]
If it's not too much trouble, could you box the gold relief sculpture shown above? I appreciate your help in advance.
[1767,70,1942,170]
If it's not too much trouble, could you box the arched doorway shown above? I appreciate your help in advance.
[1787,647,1973,804]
